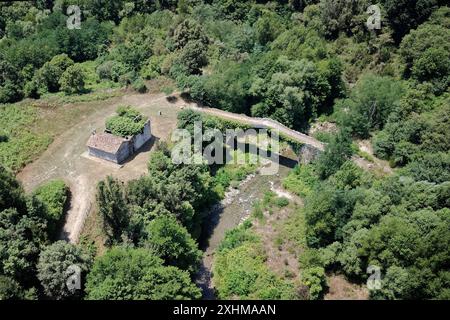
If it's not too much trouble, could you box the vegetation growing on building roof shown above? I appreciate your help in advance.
[105,106,147,137]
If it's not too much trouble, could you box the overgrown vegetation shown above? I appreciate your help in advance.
[105,105,148,137]
[0,104,52,172]
[214,221,298,300]
[0,165,75,299]
[33,180,69,239]
[281,154,450,300]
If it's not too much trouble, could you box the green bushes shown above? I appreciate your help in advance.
[315,129,353,179]
[214,240,296,299]
[379,0,442,42]
[213,219,301,300]
[1,0,449,302]
[59,64,86,94]
[335,74,405,138]
[33,180,69,237]
[319,0,369,40]
[0,164,49,296]
[301,267,327,300]
[0,104,52,172]
[92,146,216,299]
[37,241,93,299]
[143,215,202,274]
[131,77,147,93]
[105,106,147,137]
[32,54,74,94]
[0,11,112,103]
[298,156,450,299]
[274,197,289,208]
[97,145,217,245]
[399,8,450,92]
[0,275,26,300]
[283,164,319,198]
[217,221,256,252]
[140,56,164,80]
[96,60,128,82]
[213,164,256,192]
[85,247,201,300]
[371,88,450,177]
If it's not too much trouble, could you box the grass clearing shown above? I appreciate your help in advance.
[0,89,126,173]
[0,103,52,172]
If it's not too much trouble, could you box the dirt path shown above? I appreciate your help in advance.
[354,139,393,175]
[18,92,183,243]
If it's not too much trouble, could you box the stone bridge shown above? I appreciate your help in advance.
[187,104,324,163]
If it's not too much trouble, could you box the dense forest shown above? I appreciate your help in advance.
[0,0,449,300]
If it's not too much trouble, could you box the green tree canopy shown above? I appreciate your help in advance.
[85,247,201,300]
[37,241,93,300]
[96,176,129,243]
[143,215,202,274]
[59,64,85,94]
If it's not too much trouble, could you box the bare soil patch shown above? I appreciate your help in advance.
[325,274,369,300]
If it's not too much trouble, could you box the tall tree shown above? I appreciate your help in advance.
[96,176,129,242]
[143,215,202,274]
[316,129,353,179]
[85,247,201,300]
[37,241,93,300]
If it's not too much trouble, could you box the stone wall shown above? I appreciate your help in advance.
[298,144,322,164]
[133,120,152,151]
[89,147,119,163]
[117,143,132,163]
[88,142,131,164]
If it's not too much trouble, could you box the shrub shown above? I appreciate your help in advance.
[85,247,201,300]
[301,267,327,300]
[140,56,164,80]
[214,242,296,299]
[96,60,128,82]
[131,77,147,93]
[283,164,319,197]
[59,64,85,94]
[118,71,137,86]
[35,54,74,93]
[37,241,93,299]
[33,180,69,237]
[143,215,202,274]
[105,106,147,137]
[251,201,264,220]
[336,75,405,138]
[274,197,289,208]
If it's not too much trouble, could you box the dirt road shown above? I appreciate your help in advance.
[18,92,183,243]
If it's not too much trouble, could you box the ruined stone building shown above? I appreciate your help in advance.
[86,120,151,164]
